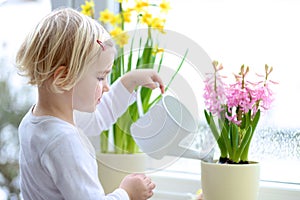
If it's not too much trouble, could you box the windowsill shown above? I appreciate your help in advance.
[259,181,300,200]
[149,170,300,200]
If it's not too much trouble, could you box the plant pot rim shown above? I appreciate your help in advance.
[201,160,260,166]
[96,152,146,157]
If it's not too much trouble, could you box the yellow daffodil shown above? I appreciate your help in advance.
[110,27,123,38]
[116,32,129,47]
[110,28,129,47]
[134,0,149,12]
[152,45,164,55]
[141,12,152,26]
[81,0,95,18]
[156,47,164,53]
[159,0,171,13]
[122,9,132,23]
[110,14,122,26]
[99,9,115,23]
[151,17,166,33]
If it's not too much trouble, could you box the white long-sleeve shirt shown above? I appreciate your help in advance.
[19,79,136,200]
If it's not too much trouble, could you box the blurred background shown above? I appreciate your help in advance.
[0,1,113,199]
[0,1,51,199]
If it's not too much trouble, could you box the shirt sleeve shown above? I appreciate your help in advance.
[74,78,136,136]
[41,131,130,200]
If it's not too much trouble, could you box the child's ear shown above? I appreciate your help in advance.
[54,66,68,79]
[53,66,69,90]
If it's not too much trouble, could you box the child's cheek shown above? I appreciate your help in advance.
[94,83,102,103]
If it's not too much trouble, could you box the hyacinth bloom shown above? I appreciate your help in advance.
[204,62,276,164]
[203,62,226,117]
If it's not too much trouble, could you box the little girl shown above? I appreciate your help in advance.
[16,7,164,200]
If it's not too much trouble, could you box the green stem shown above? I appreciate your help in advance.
[100,130,109,153]
[165,49,189,90]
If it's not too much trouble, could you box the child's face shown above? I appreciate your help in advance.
[72,48,114,112]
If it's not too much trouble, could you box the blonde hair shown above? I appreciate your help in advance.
[16,7,114,93]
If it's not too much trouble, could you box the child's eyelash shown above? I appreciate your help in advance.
[97,77,104,81]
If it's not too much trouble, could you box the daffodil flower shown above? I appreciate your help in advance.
[110,28,129,47]
[80,0,95,18]
[99,9,115,23]
[159,0,171,13]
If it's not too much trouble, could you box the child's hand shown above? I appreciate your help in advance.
[121,69,165,94]
[119,173,156,200]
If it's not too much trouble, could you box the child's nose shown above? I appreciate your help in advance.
[102,81,110,93]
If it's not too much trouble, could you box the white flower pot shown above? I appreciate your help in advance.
[97,153,147,194]
[201,160,260,200]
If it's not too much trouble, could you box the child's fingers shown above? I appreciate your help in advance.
[154,82,165,93]
[143,81,164,94]
[149,182,156,190]
[151,74,164,93]
[159,84,165,94]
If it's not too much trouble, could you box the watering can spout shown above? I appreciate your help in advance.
[168,146,215,162]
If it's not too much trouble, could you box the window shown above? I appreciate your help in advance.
[117,0,300,190]
[143,0,300,188]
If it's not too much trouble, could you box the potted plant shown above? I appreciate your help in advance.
[201,61,277,200]
[81,0,186,193]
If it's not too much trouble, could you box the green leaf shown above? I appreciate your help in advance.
[137,38,155,69]
[127,26,139,73]
[157,51,164,73]
[147,94,163,109]
[127,45,133,73]
[204,110,219,141]
[240,114,246,129]
[147,49,187,109]
[111,56,122,82]
[114,110,138,153]
[204,110,227,158]
[141,88,153,113]
[240,110,251,130]
[165,49,188,91]
[251,109,261,132]
[230,123,239,159]
[100,130,109,153]
[220,121,231,158]
[236,125,253,162]
[217,136,228,159]
[136,38,143,68]
[240,109,261,161]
